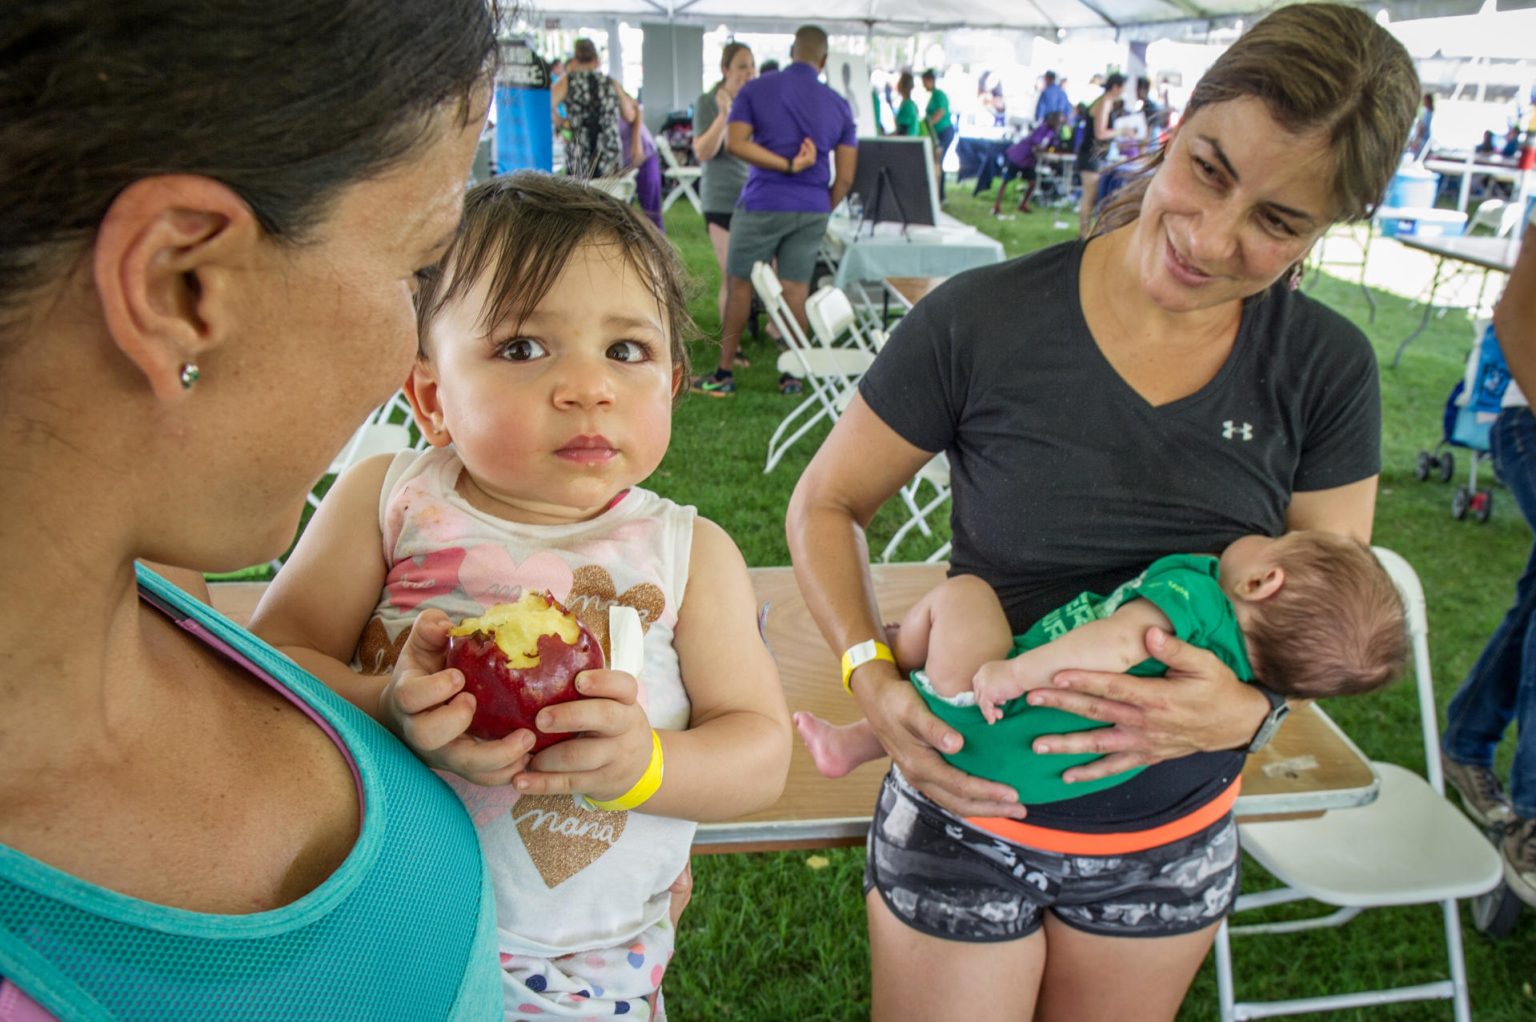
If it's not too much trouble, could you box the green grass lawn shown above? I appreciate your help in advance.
[651,190,1536,1020]
[240,184,1534,1019]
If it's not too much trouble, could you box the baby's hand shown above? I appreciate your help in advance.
[973,659,1024,725]
[515,669,655,803]
[380,610,536,785]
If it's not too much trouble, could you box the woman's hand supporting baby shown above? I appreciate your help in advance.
[1023,626,1271,782]
[854,659,1028,819]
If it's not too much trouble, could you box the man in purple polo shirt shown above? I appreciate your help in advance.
[692,24,858,397]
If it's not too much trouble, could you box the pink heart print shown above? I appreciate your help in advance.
[384,546,469,612]
[437,770,523,827]
[457,546,574,609]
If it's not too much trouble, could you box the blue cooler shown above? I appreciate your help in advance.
[1377,206,1467,238]
[1386,164,1439,209]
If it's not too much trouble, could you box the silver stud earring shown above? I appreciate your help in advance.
[178,362,200,389]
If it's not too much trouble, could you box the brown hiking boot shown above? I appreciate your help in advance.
[1501,816,1536,907]
[1441,752,1515,827]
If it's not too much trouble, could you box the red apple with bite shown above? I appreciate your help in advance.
[445,591,604,750]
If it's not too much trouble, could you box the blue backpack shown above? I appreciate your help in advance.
[1468,322,1512,415]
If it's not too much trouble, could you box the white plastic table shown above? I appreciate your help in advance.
[1392,233,1523,367]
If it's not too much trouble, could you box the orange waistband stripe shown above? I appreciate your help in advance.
[968,776,1242,856]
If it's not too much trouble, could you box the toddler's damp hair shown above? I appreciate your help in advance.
[413,172,695,395]
[1245,532,1408,699]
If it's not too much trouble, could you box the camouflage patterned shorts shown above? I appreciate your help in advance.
[863,766,1239,941]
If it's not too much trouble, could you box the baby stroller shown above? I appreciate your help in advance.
[658,110,696,167]
[1414,320,1509,522]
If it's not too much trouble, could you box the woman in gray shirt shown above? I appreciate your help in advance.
[693,42,756,330]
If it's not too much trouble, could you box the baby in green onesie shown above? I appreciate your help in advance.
[795,531,1409,804]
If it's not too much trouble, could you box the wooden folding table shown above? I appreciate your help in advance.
[209,567,1378,855]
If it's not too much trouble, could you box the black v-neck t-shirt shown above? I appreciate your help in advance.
[859,239,1380,831]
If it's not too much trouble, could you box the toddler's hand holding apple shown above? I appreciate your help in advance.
[379,609,536,786]
[513,667,658,805]
[445,591,606,750]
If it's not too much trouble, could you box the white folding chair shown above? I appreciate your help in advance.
[588,168,639,205]
[658,143,703,214]
[305,392,418,513]
[805,285,886,355]
[880,453,952,564]
[1213,547,1504,1022]
[1466,198,1522,239]
[756,265,872,474]
[269,393,417,568]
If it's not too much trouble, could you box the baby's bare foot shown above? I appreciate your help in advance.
[793,711,882,779]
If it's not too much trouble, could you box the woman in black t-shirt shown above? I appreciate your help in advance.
[785,6,1419,1021]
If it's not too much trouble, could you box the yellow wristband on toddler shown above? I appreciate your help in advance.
[840,639,895,694]
[587,729,665,812]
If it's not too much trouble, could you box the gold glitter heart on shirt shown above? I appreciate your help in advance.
[511,794,626,887]
[356,617,409,675]
[566,565,666,662]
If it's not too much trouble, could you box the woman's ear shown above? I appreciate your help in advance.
[404,356,453,448]
[93,175,256,401]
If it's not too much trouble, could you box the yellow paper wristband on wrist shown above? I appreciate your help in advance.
[587,729,665,812]
[840,639,896,694]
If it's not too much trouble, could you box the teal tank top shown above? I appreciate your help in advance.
[0,566,501,1020]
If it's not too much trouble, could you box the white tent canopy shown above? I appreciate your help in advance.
[534,0,1519,37]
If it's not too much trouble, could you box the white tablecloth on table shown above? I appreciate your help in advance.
[826,214,1006,287]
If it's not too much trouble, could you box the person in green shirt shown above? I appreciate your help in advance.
[893,71,920,137]
[794,530,1407,804]
[921,69,954,200]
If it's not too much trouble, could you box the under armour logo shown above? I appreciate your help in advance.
[1222,420,1253,441]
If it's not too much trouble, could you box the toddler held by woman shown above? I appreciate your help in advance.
[254,173,790,1020]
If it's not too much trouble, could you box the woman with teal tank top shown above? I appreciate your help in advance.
[0,1,504,1018]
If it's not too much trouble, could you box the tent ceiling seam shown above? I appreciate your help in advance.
[1158,0,1212,19]
[1073,0,1120,28]
[1023,0,1061,31]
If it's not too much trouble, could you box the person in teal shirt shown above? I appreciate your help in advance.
[796,531,1408,804]
[0,2,511,1018]
[921,69,955,200]
[893,71,920,137]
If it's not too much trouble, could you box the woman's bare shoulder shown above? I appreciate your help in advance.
[0,617,360,914]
